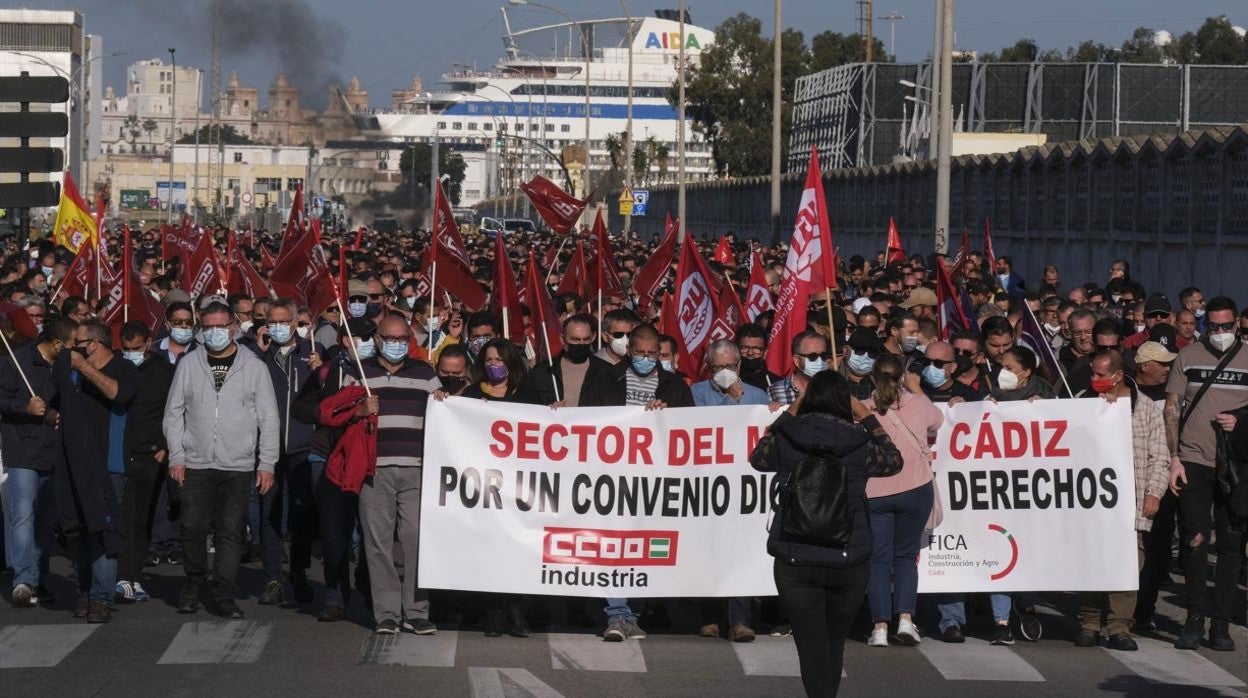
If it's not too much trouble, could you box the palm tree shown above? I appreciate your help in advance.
[124,115,142,153]
[631,145,650,186]
[604,133,625,171]
[142,118,158,155]
[655,143,671,183]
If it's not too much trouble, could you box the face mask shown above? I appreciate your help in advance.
[355,338,376,359]
[954,354,973,375]
[1210,332,1235,352]
[170,327,194,345]
[713,368,739,390]
[900,336,919,353]
[922,363,948,387]
[997,368,1020,391]
[348,301,368,318]
[405,296,417,310]
[630,356,657,376]
[803,357,829,377]
[564,343,592,364]
[296,325,310,340]
[426,316,440,333]
[846,352,874,376]
[40,265,53,277]
[1111,295,1122,304]
[439,375,467,394]
[202,327,232,352]
[1044,322,1062,334]
[239,320,254,334]
[1091,376,1117,394]
[610,335,630,356]
[660,359,674,373]
[267,323,292,345]
[123,350,146,367]
[468,336,489,357]
[740,357,764,375]
[380,339,408,363]
[365,302,383,318]
[1134,324,1146,334]
[1195,308,1206,318]
[485,363,509,384]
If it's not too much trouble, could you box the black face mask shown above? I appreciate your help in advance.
[365,303,383,319]
[740,357,765,376]
[564,343,593,364]
[439,375,468,395]
[954,354,973,376]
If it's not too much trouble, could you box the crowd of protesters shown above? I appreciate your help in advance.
[0,220,1244,697]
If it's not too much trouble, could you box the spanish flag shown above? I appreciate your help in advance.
[52,171,96,254]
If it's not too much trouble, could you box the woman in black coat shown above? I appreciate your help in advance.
[750,370,903,698]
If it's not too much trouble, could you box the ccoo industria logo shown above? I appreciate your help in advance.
[542,527,678,567]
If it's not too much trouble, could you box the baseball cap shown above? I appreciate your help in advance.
[347,279,369,299]
[1135,340,1177,364]
[162,288,191,307]
[847,327,884,353]
[852,297,872,314]
[1148,323,1178,351]
[198,293,227,310]
[901,287,938,309]
[1144,293,1172,316]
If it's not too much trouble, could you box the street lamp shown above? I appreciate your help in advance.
[167,47,177,224]
[508,0,593,204]
[878,11,906,61]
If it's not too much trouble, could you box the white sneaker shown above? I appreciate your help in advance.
[132,581,150,602]
[897,618,922,645]
[868,627,889,647]
[115,580,136,604]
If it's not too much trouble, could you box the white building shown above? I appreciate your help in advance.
[100,57,205,158]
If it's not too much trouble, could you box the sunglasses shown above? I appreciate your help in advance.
[608,331,628,339]
[926,358,954,369]
[348,295,368,303]
[954,348,977,358]
[1208,321,1237,332]
[798,352,831,361]
[1146,311,1169,319]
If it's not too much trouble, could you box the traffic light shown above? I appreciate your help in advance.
[0,73,70,211]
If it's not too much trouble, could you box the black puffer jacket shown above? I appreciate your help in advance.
[750,411,903,567]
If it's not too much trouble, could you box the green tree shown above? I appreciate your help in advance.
[809,31,889,72]
[672,13,811,177]
[123,114,142,153]
[142,118,158,154]
[998,39,1039,62]
[631,144,649,185]
[178,124,253,145]
[1189,16,1248,64]
[604,133,626,171]
[654,142,670,183]
[398,144,467,207]
[1119,27,1166,63]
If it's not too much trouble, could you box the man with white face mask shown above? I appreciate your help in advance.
[595,308,641,366]
[690,340,769,643]
[1164,295,1248,652]
[768,330,831,404]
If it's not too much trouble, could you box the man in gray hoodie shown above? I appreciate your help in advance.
[163,302,280,618]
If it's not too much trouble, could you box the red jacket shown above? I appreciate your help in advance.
[318,385,377,494]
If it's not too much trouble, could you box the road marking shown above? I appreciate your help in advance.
[917,637,1045,682]
[359,630,458,666]
[157,620,271,664]
[468,667,565,697]
[1104,637,1246,688]
[731,636,846,677]
[548,633,646,673]
[0,625,100,668]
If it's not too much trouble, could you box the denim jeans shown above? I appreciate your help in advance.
[69,530,117,604]
[312,455,367,609]
[179,468,252,601]
[258,463,289,582]
[775,559,869,698]
[867,482,933,622]
[2,468,53,588]
[605,598,636,622]
[118,456,162,582]
[937,593,1012,632]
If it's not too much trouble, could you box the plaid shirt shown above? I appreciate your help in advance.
[768,375,800,404]
[1130,386,1171,532]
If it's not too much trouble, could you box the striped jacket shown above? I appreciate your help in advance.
[344,357,441,467]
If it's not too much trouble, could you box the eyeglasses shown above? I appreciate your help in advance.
[348,295,367,303]
[1146,311,1169,319]
[709,363,737,373]
[926,358,953,368]
[608,331,628,339]
[797,352,831,361]
[954,348,977,358]
[379,335,409,343]
[297,321,311,328]
[169,318,194,328]
[738,344,765,355]
[201,324,230,331]
[1208,321,1237,332]
[631,349,660,358]
[368,293,384,301]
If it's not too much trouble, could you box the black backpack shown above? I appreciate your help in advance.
[778,442,852,548]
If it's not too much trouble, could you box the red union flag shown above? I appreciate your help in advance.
[766,148,834,377]
[633,212,677,307]
[277,184,305,260]
[745,249,774,321]
[182,228,225,299]
[709,281,747,343]
[673,238,717,378]
[520,175,589,234]
[541,527,679,567]
[422,180,487,309]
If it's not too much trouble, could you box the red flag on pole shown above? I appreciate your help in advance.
[524,248,564,363]
[556,241,591,300]
[181,228,226,298]
[101,227,166,336]
[657,290,677,340]
[885,217,906,267]
[271,220,336,316]
[672,239,718,379]
[950,228,970,280]
[422,180,487,309]
[745,250,774,322]
[934,258,972,340]
[226,230,274,299]
[520,175,589,234]
[278,184,305,260]
[632,212,678,307]
[592,210,623,299]
[766,149,835,377]
[709,281,747,344]
[712,235,734,265]
[162,220,198,271]
[983,218,998,271]
[492,234,525,344]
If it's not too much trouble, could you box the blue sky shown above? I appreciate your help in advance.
[29,0,1245,107]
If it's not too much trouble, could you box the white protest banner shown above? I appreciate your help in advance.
[419,398,781,597]
[918,398,1137,593]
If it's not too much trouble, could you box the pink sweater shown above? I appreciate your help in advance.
[863,391,944,499]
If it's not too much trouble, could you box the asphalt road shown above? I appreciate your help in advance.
[0,555,1244,697]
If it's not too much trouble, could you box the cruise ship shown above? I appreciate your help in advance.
[369,7,718,209]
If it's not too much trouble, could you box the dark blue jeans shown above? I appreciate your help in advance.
[259,452,317,581]
[179,468,251,601]
[312,456,367,608]
[867,481,933,623]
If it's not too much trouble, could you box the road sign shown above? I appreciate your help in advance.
[0,75,69,103]
[0,182,58,208]
[119,189,150,210]
[631,188,649,216]
[617,188,634,216]
[0,147,63,173]
[241,191,253,205]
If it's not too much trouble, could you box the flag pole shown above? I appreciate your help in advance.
[320,250,372,399]
[427,259,438,353]
[544,235,570,286]
[0,330,35,397]
[530,249,561,403]
[1023,301,1073,398]
[824,288,840,370]
[123,226,131,323]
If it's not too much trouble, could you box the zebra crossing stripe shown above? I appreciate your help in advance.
[549,633,647,673]
[358,630,459,666]
[1104,637,1246,688]
[0,624,100,668]
[158,620,271,664]
[468,667,566,697]
[917,637,1045,682]
[733,636,848,678]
